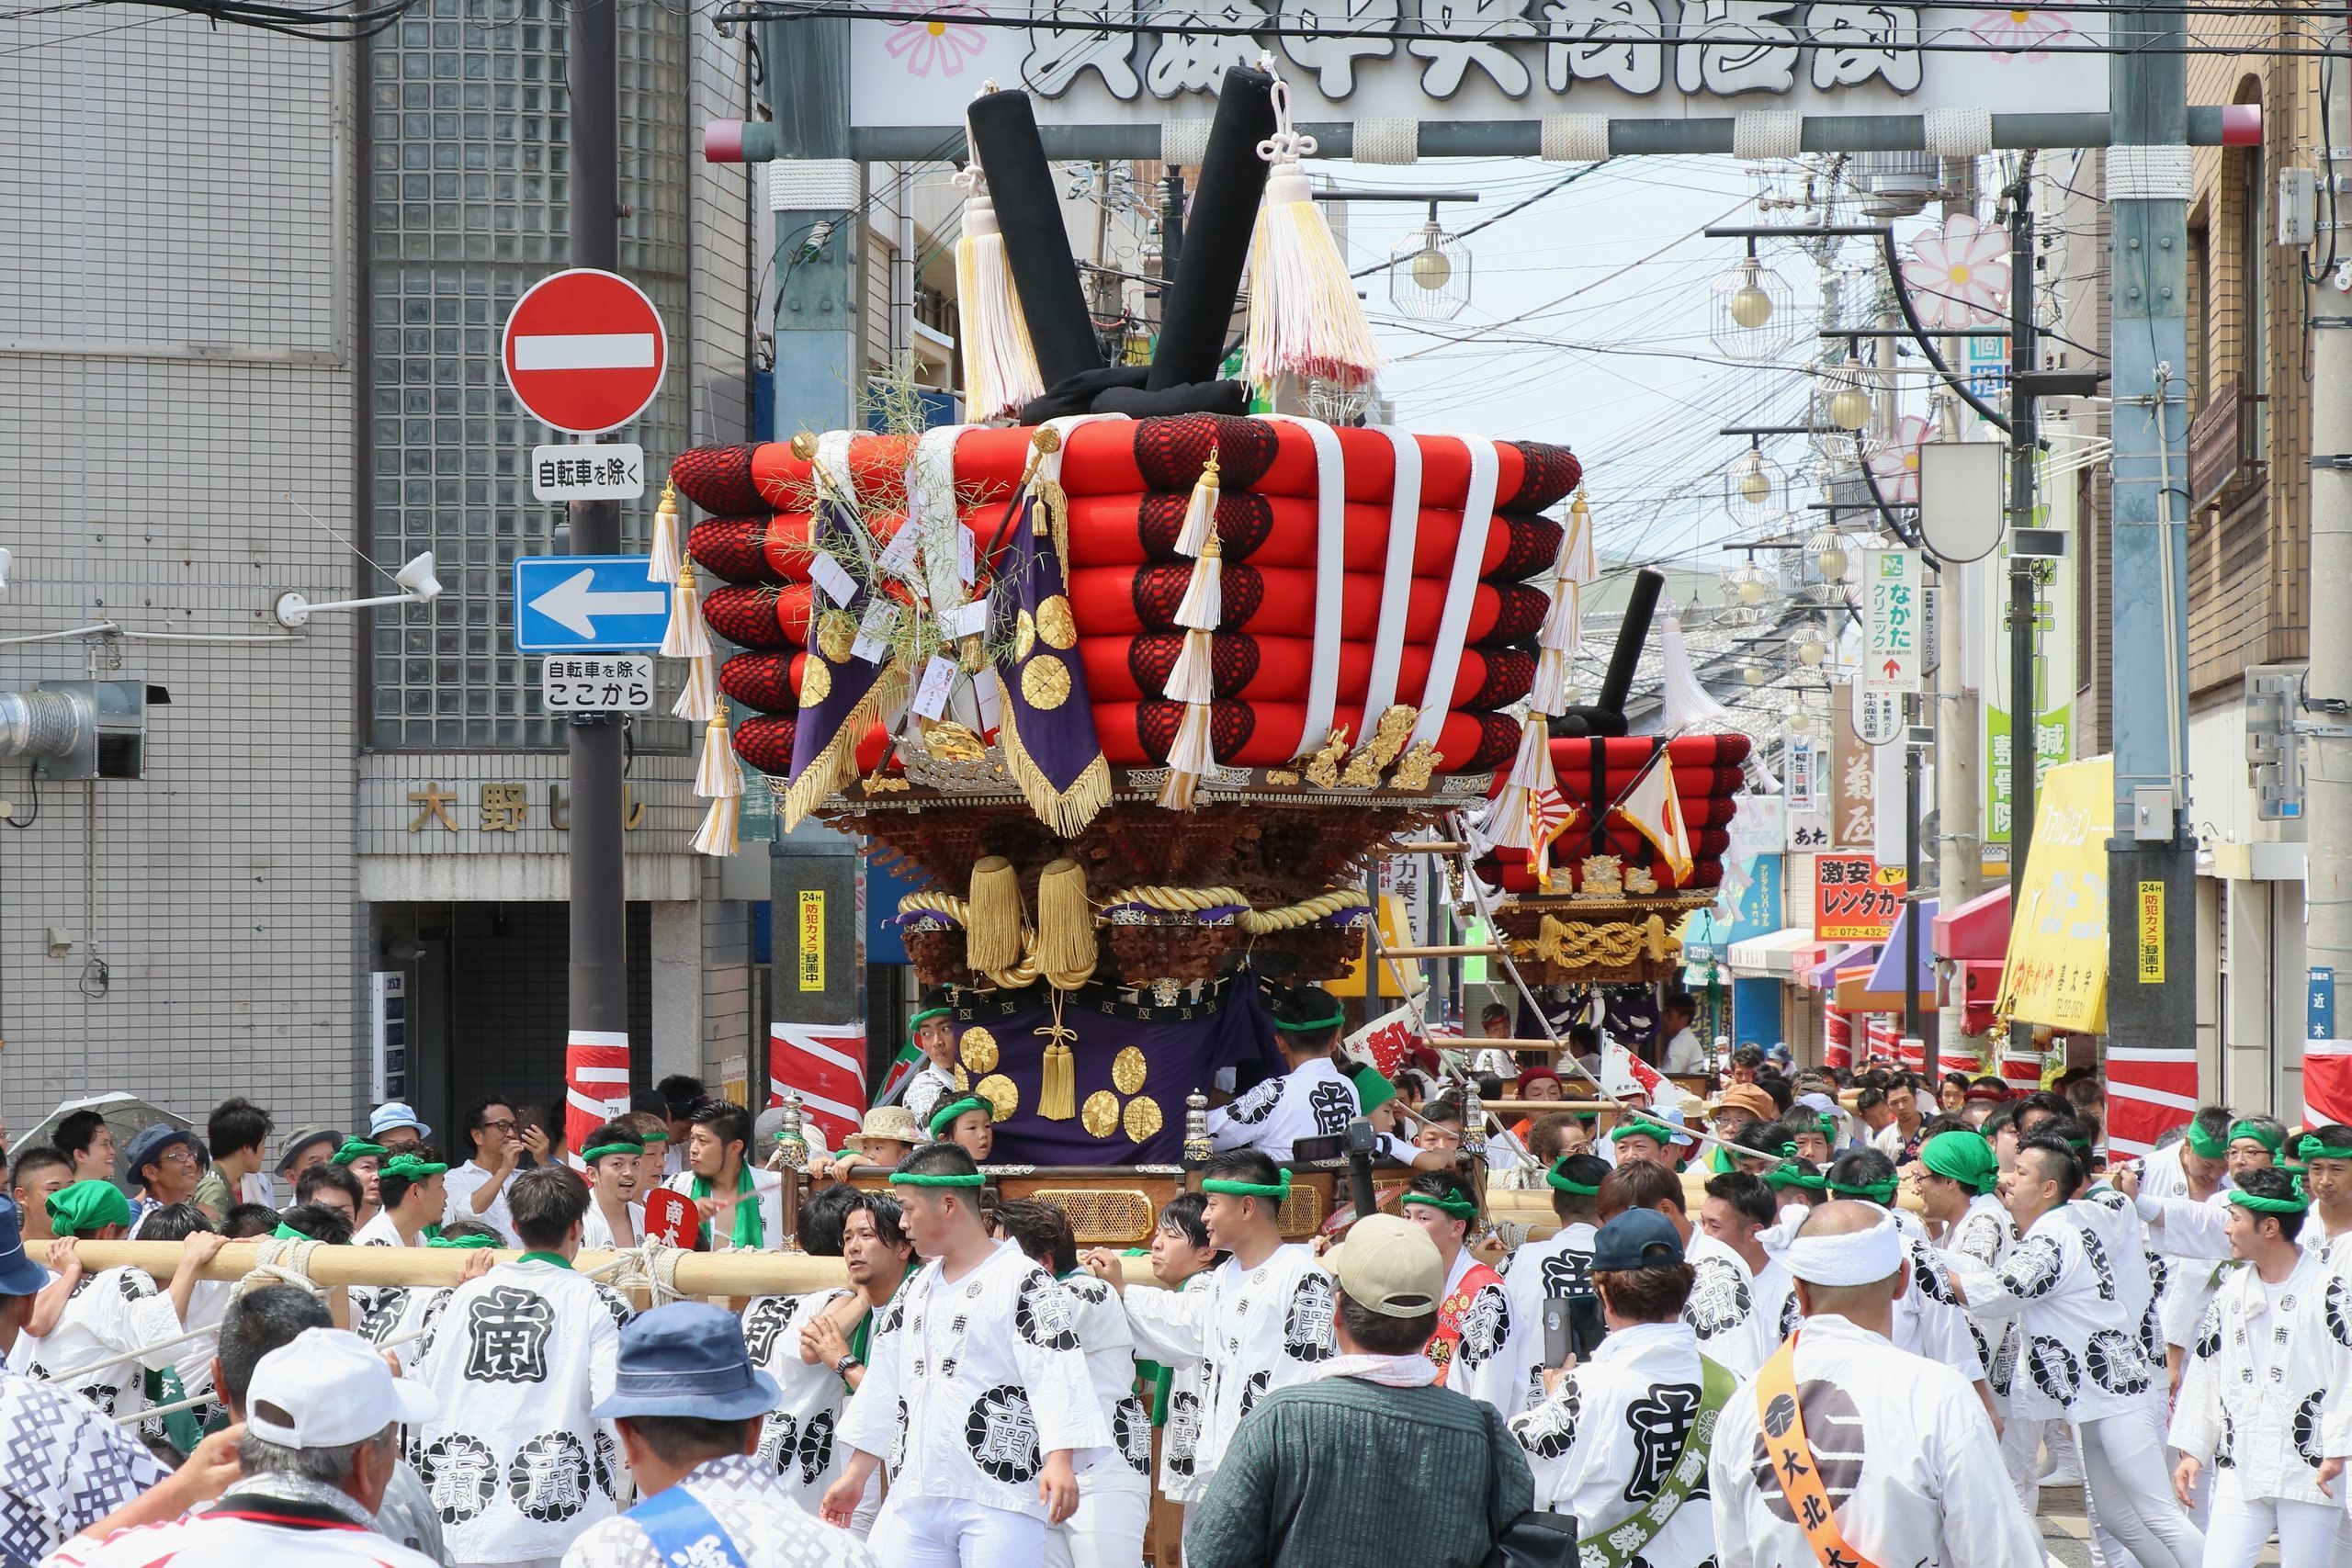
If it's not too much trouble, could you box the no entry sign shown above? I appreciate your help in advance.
[501,269,666,435]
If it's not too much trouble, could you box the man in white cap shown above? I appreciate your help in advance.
[1708,1201,2041,1568]
[369,1102,433,1156]
[43,1326,439,1566]
[560,1302,876,1568]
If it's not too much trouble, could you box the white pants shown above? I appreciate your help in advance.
[2204,1484,2342,1568]
[2077,1412,2206,1568]
[872,1494,1048,1567]
[1043,1487,1149,1568]
[1997,1415,2041,1518]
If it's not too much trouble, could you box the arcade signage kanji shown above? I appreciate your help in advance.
[1815,853,1905,942]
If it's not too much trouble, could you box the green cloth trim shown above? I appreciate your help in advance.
[1608,1115,1677,1146]
[1350,1066,1397,1116]
[518,1249,574,1269]
[1708,1145,1736,1175]
[2228,1188,2310,1215]
[272,1224,307,1241]
[47,1179,131,1238]
[330,1138,389,1167]
[1399,1191,1479,1220]
[889,1171,988,1188]
[1272,1009,1346,1034]
[427,1233,499,1249]
[2188,1122,2228,1160]
[1202,1177,1292,1201]
[691,1163,766,1250]
[1826,1176,1900,1203]
[380,1155,447,1182]
[929,1095,990,1138]
[2298,1135,2352,1164]
[2228,1120,2285,1157]
[581,1141,642,1163]
[1544,1158,1600,1197]
[1580,1356,1736,1568]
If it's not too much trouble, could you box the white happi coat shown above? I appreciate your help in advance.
[837,1242,1110,1524]
[1681,1234,1779,1377]
[1205,1056,1360,1161]
[1707,1314,2045,1568]
[559,1453,880,1568]
[1757,1229,1977,1382]
[2169,1249,2352,1507]
[661,1168,786,1252]
[2073,1182,2165,1380]
[410,1257,631,1562]
[1507,1321,1717,1568]
[901,1062,963,1134]
[1060,1270,1154,1499]
[1119,1242,1336,1488]
[1943,1207,2158,1424]
[1498,1221,1597,1417]
[1435,1248,1519,1420]
[19,1268,174,1424]
[351,1208,421,1346]
[1154,1272,1216,1505]
[2136,1168,2235,1350]
[741,1287,856,1513]
[1943,1192,2020,1402]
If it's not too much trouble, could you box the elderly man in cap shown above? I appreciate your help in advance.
[1184,1213,1532,1568]
[121,1124,207,1237]
[368,1102,431,1155]
[559,1303,876,1568]
[44,1326,439,1567]
[1708,1201,2041,1568]
[1510,1208,1724,1568]
[277,1126,343,1190]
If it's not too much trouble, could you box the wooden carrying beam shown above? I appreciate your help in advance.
[67,1241,1173,1292]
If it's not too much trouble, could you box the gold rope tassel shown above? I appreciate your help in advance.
[967,855,1026,975]
[695,705,743,801]
[661,561,712,660]
[1159,461,1223,812]
[1035,857,1098,982]
[1176,448,1220,558]
[650,479,683,585]
[1037,994,1078,1121]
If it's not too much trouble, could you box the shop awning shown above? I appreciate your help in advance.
[1932,885,2010,963]
[1726,927,1812,976]
[1864,899,1939,994]
[1806,942,1876,991]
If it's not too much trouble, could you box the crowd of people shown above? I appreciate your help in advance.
[0,1000,2342,1567]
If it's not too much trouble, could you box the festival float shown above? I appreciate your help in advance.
[661,67,1751,1243]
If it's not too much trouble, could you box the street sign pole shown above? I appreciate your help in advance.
[567,0,629,1139]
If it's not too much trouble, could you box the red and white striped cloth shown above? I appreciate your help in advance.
[1823,1007,1852,1070]
[564,1031,633,1157]
[2000,1039,2043,1091]
[769,1019,865,1151]
[2303,1040,2352,1131]
[2106,1045,2199,1159]
[1937,1040,1984,1077]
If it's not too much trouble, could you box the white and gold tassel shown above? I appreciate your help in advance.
[1174,533,1222,630]
[1165,628,1216,705]
[662,561,712,660]
[952,150,1045,421]
[1529,645,1568,716]
[1176,449,1220,558]
[691,795,741,857]
[1156,703,1215,811]
[672,649,718,722]
[1538,577,1579,650]
[695,705,743,800]
[650,480,683,585]
[1242,73,1381,392]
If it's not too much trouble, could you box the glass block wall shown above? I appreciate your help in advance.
[364,0,690,750]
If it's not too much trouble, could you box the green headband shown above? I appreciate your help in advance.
[2187,1122,2229,1160]
[1399,1191,1479,1220]
[272,1224,310,1241]
[1202,1176,1293,1201]
[2228,1187,2310,1215]
[1826,1175,1901,1204]
[1764,1164,1829,1191]
[1608,1115,1678,1146]
[1919,1131,2000,1195]
[330,1138,388,1167]
[46,1179,132,1238]
[929,1096,990,1138]
[639,1129,670,1145]
[889,1171,988,1188]
[426,1232,501,1249]
[1273,1008,1346,1034]
[1545,1157,1600,1197]
[2228,1121,2285,1157]
[909,1006,955,1038]
[2298,1134,2352,1164]
[580,1141,642,1163]
[380,1155,447,1182]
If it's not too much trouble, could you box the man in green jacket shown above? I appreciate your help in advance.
[1185,1214,1534,1568]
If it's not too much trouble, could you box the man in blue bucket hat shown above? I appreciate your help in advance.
[559,1302,877,1568]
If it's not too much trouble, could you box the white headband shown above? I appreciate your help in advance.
[1785,1211,1903,1287]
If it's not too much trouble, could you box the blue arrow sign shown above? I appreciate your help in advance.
[512,555,673,653]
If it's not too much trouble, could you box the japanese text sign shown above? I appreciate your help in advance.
[1814,853,1905,942]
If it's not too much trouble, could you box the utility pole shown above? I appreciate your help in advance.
[565,0,630,1079]
[1936,166,1985,1070]
[1904,695,1925,1045]
[2307,16,2352,1095]
[2005,162,2039,904]
[2103,0,2196,1073]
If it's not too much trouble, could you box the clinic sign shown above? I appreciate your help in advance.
[849,4,2110,129]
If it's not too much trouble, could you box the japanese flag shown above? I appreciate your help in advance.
[1617,751,1693,886]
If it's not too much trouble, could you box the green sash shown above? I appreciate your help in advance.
[1579,1355,1736,1568]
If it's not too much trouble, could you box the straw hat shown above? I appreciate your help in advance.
[842,1106,922,1151]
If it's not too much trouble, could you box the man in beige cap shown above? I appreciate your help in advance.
[1183,1214,1532,1568]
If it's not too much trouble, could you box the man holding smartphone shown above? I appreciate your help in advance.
[1498,1152,1611,1416]
[1507,1210,1724,1568]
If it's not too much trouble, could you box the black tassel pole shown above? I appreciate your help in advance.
[1556,567,1664,739]
[966,89,1103,390]
[1147,65,1275,392]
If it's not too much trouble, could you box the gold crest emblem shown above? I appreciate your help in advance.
[1080,1090,1121,1138]
[1112,1046,1148,1095]
[959,1025,1000,1074]
[975,1074,1018,1122]
[1123,1096,1164,1143]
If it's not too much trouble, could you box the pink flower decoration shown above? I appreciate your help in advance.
[1969,6,2069,61]
[1867,415,1931,506]
[882,0,986,78]
[1902,213,2011,332]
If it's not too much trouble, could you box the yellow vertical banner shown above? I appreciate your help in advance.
[797,890,826,992]
[1996,755,2114,1033]
[2136,882,2165,984]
